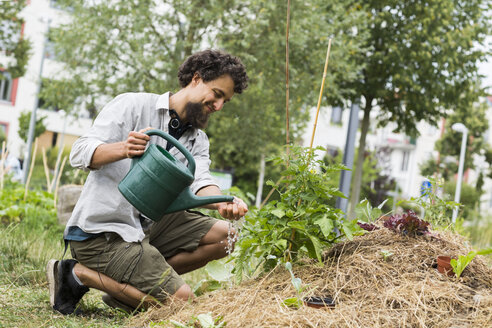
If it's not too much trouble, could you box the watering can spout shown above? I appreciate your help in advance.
[164,187,234,214]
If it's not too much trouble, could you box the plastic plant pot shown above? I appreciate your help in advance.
[303,296,335,309]
[437,255,455,277]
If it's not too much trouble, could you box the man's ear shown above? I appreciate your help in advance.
[191,72,202,85]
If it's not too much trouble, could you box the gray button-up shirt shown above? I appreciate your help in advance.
[65,92,218,242]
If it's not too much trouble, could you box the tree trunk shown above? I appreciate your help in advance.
[348,99,372,219]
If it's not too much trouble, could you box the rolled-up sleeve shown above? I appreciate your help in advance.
[70,94,136,171]
[190,131,219,194]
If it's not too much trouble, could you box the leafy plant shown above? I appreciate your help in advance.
[168,313,225,328]
[355,198,389,223]
[380,250,393,261]
[282,262,305,309]
[404,177,458,228]
[233,146,361,280]
[357,222,380,232]
[0,179,55,224]
[383,210,430,236]
[450,248,492,279]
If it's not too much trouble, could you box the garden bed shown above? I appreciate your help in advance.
[132,229,492,327]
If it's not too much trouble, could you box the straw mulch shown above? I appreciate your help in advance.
[130,229,492,328]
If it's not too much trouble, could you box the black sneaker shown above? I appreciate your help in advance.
[47,259,89,315]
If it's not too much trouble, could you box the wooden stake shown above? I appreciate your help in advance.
[309,38,332,150]
[285,0,291,156]
[53,155,67,207]
[24,138,38,200]
[41,147,52,192]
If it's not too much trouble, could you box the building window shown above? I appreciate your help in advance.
[330,106,342,124]
[0,72,12,102]
[401,150,410,172]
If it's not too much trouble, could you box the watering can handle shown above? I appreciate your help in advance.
[144,129,196,175]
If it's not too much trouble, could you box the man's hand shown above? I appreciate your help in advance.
[217,197,248,221]
[124,128,152,158]
[90,127,153,169]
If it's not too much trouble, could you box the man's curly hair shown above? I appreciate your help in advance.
[178,49,248,94]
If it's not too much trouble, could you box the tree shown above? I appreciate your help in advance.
[420,91,490,194]
[347,0,490,218]
[210,0,370,194]
[0,0,31,78]
[17,111,46,143]
[44,0,369,196]
[42,0,246,115]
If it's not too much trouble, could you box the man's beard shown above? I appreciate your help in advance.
[184,101,210,129]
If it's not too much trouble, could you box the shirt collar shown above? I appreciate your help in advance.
[155,91,200,140]
[156,92,171,112]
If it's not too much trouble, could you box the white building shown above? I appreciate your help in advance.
[0,0,92,160]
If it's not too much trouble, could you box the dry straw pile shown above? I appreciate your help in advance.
[131,229,492,327]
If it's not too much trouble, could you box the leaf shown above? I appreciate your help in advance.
[342,221,355,240]
[283,297,302,308]
[307,234,323,263]
[196,313,215,328]
[271,208,285,218]
[314,215,334,237]
[205,260,232,282]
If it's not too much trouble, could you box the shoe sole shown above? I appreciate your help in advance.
[46,259,58,307]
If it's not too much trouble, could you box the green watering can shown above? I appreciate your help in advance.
[118,129,233,221]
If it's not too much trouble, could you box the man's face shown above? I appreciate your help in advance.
[185,74,235,129]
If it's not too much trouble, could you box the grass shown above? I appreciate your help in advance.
[0,199,134,327]
[0,192,216,327]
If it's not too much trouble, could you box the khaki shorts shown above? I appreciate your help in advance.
[70,210,217,301]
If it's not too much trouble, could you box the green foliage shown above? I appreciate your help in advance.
[450,248,492,279]
[421,97,491,184]
[233,146,361,280]
[402,177,458,228]
[166,313,225,328]
[46,0,369,196]
[17,110,47,143]
[355,198,389,223]
[349,0,490,217]
[0,0,31,78]
[282,262,305,309]
[380,250,393,261]
[442,180,482,219]
[0,179,55,225]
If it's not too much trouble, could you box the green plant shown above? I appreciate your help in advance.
[450,248,492,279]
[166,313,225,328]
[403,177,458,228]
[282,262,305,308]
[233,146,361,280]
[380,250,393,261]
[355,198,389,222]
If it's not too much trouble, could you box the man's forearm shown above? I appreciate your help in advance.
[196,185,223,210]
[89,142,127,169]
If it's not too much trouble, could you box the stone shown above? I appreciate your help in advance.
[57,184,83,225]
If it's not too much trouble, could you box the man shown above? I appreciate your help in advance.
[46,49,249,315]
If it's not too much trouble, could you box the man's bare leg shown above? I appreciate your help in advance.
[73,264,193,309]
[166,220,235,274]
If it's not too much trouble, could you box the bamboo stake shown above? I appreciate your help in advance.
[24,138,38,200]
[0,141,6,190]
[41,147,52,192]
[51,142,64,192]
[309,38,333,150]
[53,155,67,208]
[285,0,291,157]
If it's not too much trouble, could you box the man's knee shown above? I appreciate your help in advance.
[173,284,194,301]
